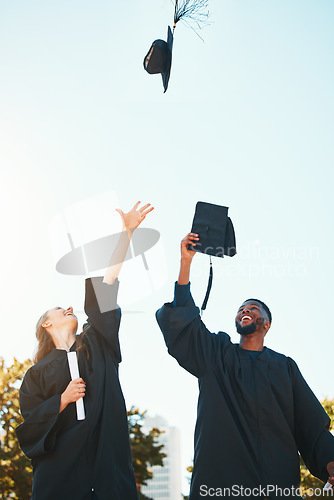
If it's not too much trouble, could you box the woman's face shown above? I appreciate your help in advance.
[43,306,78,333]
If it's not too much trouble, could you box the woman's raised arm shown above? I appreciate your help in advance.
[103,201,154,285]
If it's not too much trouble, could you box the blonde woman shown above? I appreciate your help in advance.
[16,202,153,500]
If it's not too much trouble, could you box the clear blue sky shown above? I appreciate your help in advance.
[1,0,334,494]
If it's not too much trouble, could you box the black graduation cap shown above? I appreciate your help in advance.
[143,27,173,93]
[189,201,237,311]
[143,0,210,92]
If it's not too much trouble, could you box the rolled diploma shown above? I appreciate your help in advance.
[67,351,85,420]
[323,482,333,491]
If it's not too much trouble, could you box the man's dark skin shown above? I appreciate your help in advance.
[179,232,334,486]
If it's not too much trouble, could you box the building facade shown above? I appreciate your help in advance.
[141,415,182,500]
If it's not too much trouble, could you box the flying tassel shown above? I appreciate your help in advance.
[143,0,210,92]
[173,0,210,33]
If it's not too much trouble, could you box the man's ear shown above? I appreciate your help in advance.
[264,321,271,336]
[42,320,51,329]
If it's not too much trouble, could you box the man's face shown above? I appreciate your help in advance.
[235,301,268,336]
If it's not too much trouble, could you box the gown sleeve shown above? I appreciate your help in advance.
[84,276,122,363]
[16,366,63,459]
[289,358,334,482]
[156,284,229,378]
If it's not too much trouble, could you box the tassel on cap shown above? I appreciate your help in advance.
[201,256,213,313]
[174,0,210,31]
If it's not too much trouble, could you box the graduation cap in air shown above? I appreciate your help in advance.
[143,0,210,92]
[143,26,173,93]
[188,201,237,311]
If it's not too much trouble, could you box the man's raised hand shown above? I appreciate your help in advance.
[177,233,199,285]
[181,232,199,261]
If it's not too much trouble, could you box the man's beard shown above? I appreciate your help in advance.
[236,318,265,336]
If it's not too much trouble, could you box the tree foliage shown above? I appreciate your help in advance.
[300,398,334,499]
[0,357,33,500]
[127,406,167,500]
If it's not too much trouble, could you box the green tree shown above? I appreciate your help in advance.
[182,464,193,500]
[321,399,334,430]
[0,357,33,500]
[127,406,166,500]
[300,398,334,499]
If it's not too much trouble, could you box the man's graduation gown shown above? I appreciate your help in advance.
[16,277,139,500]
[156,287,334,499]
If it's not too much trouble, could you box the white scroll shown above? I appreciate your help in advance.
[67,351,85,420]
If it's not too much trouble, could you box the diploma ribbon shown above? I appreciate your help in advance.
[67,352,86,420]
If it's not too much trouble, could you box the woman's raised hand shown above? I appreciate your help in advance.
[116,202,154,232]
[60,378,86,413]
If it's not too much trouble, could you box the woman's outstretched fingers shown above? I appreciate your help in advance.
[141,205,154,217]
[139,203,151,212]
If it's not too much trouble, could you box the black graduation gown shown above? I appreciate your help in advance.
[16,277,139,500]
[156,294,334,499]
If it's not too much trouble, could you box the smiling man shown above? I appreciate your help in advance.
[156,232,334,500]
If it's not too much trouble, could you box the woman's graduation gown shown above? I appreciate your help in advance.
[156,285,334,499]
[16,277,139,500]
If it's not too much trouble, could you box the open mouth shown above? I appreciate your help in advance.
[241,315,253,322]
